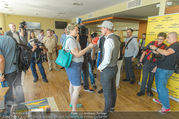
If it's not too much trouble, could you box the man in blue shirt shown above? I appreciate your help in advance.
[0,35,25,116]
[60,28,67,45]
[27,38,48,83]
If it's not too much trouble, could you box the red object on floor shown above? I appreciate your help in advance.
[92,37,99,45]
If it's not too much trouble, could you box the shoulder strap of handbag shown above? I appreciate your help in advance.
[125,36,134,48]
[62,36,70,50]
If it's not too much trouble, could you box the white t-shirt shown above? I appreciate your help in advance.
[64,35,84,63]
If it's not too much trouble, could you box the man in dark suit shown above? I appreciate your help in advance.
[5,23,22,44]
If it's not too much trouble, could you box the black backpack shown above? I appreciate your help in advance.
[12,38,32,72]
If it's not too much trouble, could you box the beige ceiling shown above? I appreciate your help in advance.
[0,0,130,19]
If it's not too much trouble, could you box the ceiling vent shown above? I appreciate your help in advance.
[127,0,142,9]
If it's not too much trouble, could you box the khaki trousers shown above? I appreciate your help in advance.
[47,51,58,69]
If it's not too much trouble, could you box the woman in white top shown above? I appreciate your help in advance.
[64,23,94,117]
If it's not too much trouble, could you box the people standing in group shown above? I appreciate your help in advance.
[137,32,167,97]
[43,29,60,71]
[150,32,179,114]
[64,23,94,118]
[95,20,120,119]
[27,31,48,83]
[122,28,139,84]
[0,35,25,116]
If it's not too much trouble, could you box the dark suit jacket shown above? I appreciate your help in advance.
[5,30,23,44]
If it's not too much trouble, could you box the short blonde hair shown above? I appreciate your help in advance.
[67,23,78,34]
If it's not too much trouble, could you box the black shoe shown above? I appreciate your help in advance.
[60,67,64,69]
[137,91,145,96]
[33,78,38,82]
[98,89,103,94]
[43,79,48,83]
[122,79,130,81]
[130,80,135,84]
[147,91,154,97]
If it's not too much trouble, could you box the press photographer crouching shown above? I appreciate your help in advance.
[137,32,167,97]
[27,36,48,83]
[150,32,179,113]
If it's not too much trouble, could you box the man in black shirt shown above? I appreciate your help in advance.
[150,32,179,114]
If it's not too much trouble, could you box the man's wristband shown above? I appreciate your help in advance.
[155,47,158,51]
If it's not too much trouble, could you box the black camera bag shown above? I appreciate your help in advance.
[12,38,32,72]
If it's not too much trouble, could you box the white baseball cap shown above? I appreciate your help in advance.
[98,20,114,30]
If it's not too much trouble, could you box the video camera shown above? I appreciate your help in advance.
[19,21,26,29]
[78,25,88,35]
[29,38,44,47]
[143,46,150,51]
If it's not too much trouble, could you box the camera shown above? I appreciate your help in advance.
[19,21,26,29]
[154,54,165,61]
[29,38,44,47]
[78,25,88,35]
[143,46,150,51]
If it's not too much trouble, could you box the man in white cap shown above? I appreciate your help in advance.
[95,20,120,118]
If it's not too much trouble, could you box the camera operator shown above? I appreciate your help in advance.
[77,25,94,92]
[27,36,48,83]
[150,32,179,113]
[18,21,28,45]
[137,32,167,97]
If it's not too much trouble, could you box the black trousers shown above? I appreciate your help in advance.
[124,56,135,81]
[82,55,89,89]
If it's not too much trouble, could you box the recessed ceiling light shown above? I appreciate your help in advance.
[73,3,83,6]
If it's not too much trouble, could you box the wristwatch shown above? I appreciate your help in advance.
[0,72,4,76]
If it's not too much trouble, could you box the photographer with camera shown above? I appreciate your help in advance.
[78,25,94,92]
[150,32,179,113]
[27,31,48,83]
[18,21,28,45]
[137,32,167,97]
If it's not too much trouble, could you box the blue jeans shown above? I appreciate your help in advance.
[155,68,174,109]
[30,59,46,80]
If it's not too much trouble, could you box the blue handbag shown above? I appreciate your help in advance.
[55,37,73,68]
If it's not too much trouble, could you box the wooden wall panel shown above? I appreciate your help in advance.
[165,5,179,14]
[138,22,147,41]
